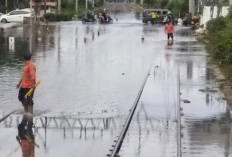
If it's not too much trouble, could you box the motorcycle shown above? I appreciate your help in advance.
[98,15,113,24]
[82,15,97,24]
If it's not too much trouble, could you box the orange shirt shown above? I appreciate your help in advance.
[165,23,174,34]
[22,60,36,88]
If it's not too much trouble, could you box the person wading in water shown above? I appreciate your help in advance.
[165,20,175,45]
[17,52,36,115]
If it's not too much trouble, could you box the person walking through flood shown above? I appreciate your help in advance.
[165,20,175,44]
[17,52,36,114]
[150,11,157,24]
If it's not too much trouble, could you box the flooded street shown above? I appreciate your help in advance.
[0,13,231,157]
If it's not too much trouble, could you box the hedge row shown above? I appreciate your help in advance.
[44,12,76,22]
[206,7,232,64]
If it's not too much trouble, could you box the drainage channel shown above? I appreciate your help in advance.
[107,67,152,157]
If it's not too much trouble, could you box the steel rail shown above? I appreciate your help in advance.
[109,68,151,157]
[177,69,182,157]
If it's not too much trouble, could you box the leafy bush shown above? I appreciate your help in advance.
[168,0,184,16]
[206,16,227,36]
[160,0,169,8]
[206,7,232,64]
[44,12,75,22]
[208,26,232,63]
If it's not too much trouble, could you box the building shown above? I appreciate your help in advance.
[31,0,57,16]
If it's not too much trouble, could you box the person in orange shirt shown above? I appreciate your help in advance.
[165,20,175,43]
[17,52,36,114]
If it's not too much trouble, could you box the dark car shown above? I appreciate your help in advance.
[142,9,177,25]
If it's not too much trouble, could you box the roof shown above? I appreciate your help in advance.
[143,9,170,12]
[31,2,57,7]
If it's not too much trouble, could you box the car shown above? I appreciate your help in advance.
[0,8,34,23]
[142,9,177,25]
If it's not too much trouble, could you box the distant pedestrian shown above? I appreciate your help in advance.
[17,52,36,114]
[149,11,157,24]
[165,20,175,42]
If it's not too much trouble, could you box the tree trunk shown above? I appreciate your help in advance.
[44,0,47,14]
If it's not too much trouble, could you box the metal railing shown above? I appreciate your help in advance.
[108,68,151,157]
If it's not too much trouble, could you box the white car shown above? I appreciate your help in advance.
[0,9,34,23]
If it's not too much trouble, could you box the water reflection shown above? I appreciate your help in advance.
[205,67,214,81]
[0,111,121,156]
[0,25,56,67]
[17,114,37,157]
[184,112,232,156]
[187,61,193,79]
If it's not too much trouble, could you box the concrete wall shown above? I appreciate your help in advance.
[200,6,229,28]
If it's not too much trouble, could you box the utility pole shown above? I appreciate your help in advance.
[86,0,88,9]
[44,0,47,14]
[58,0,61,12]
[5,0,8,13]
[75,0,78,13]
[92,0,94,8]
[17,0,19,9]
[30,0,33,52]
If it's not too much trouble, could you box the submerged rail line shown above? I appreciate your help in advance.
[107,67,152,157]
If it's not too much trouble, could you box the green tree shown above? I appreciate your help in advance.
[168,0,184,16]
[160,0,169,8]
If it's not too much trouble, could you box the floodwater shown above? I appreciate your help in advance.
[0,12,231,157]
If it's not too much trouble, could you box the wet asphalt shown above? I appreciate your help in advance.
[0,13,231,157]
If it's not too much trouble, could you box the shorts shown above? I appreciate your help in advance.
[168,33,173,40]
[18,88,34,106]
